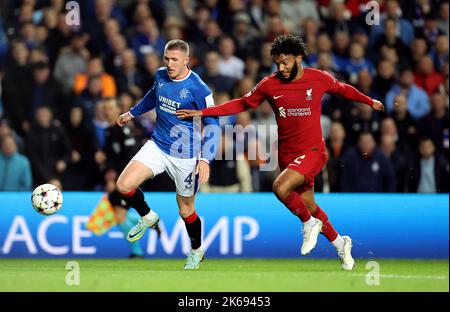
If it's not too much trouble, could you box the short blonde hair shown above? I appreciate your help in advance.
[164,39,189,56]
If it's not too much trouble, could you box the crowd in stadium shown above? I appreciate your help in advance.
[0,0,448,193]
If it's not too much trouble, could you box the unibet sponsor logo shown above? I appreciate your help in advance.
[159,95,182,114]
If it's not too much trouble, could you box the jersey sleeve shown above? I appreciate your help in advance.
[321,70,373,106]
[195,86,220,163]
[129,82,157,117]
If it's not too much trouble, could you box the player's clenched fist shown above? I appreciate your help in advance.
[372,100,385,112]
[117,112,133,127]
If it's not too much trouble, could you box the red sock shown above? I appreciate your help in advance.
[312,205,338,242]
[182,211,198,224]
[280,191,312,222]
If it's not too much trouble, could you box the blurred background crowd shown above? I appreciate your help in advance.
[0,0,448,194]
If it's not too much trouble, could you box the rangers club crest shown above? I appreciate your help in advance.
[180,88,190,99]
[306,88,313,101]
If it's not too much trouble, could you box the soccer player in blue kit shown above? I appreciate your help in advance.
[116,40,220,269]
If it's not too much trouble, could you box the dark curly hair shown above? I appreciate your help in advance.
[270,34,308,57]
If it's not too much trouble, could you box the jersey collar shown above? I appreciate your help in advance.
[169,68,192,82]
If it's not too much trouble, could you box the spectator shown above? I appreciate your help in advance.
[264,15,289,42]
[0,118,25,153]
[248,0,266,32]
[280,0,320,34]
[408,138,449,193]
[92,100,109,149]
[192,19,222,60]
[430,34,449,73]
[104,34,128,75]
[2,40,32,134]
[201,132,253,193]
[44,11,72,67]
[28,61,66,121]
[185,5,211,43]
[63,106,100,190]
[418,93,449,153]
[385,68,430,119]
[0,134,32,191]
[410,37,429,68]
[341,132,396,192]
[326,121,348,192]
[140,52,161,92]
[25,106,71,187]
[356,69,380,100]
[234,76,256,98]
[390,93,419,151]
[115,49,146,98]
[414,55,444,95]
[73,57,117,98]
[217,36,245,80]
[73,75,104,122]
[342,42,375,84]
[95,97,139,191]
[418,11,445,48]
[373,59,396,100]
[380,133,411,192]
[131,17,166,63]
[332,31,351,71]
[231,12,260,61]
[53,32,90,94]
[369,0,415,47]
[372,17,411,65]
[198,50,236,96]
[324,0,353,35]
[437,1,449,36]
[258,41,276,78]
[346,104,380,145]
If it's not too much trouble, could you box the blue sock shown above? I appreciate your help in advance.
[117,214,144,256]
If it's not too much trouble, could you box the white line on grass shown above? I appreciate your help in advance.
[329,273,448,280]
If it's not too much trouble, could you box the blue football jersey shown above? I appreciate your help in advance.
[129,68,220,161]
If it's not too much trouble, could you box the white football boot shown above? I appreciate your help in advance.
[184,247,205,270]
[338,235,355,270]
[300,218,323,255]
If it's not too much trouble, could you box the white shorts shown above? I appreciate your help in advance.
[132,140,199,197]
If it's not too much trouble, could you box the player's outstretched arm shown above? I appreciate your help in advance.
[327,75,385,112]
[177,98,249,119]
[176,109,203,119]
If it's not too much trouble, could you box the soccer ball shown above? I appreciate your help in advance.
[31,184,63,216]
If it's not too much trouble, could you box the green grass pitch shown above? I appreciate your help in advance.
[0,259,447,292]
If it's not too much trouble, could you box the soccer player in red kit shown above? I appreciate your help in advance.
[177,35,385,270]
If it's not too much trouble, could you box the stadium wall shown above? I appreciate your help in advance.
[0,193,448,259]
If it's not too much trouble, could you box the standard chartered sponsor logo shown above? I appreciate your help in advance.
[287,107,311,116]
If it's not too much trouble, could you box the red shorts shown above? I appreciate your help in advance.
[278,148,328,194]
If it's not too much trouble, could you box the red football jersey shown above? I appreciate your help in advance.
[242,68,372,154]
